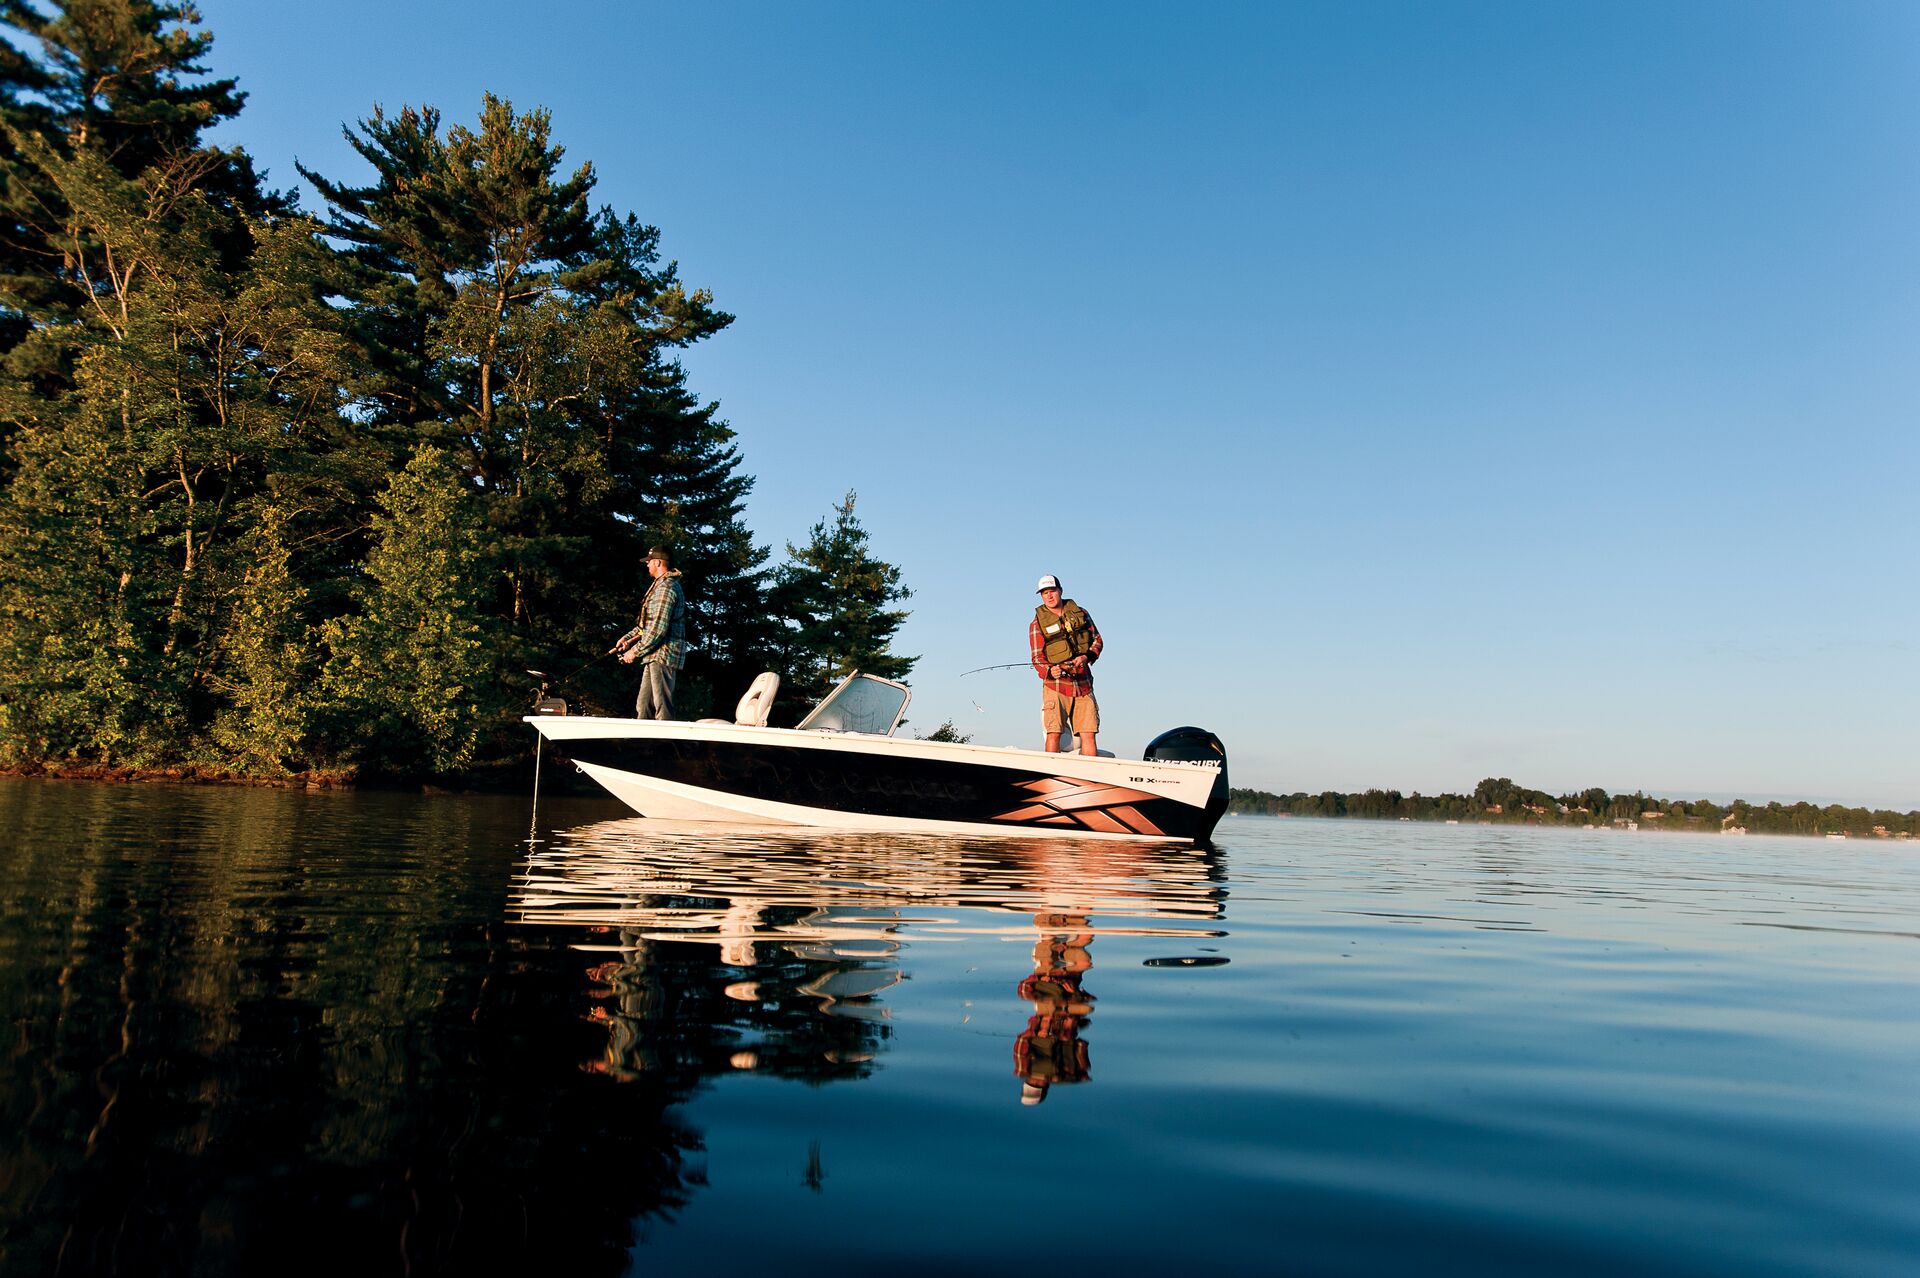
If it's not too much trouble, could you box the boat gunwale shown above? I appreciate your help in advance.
[523,713,1223,782]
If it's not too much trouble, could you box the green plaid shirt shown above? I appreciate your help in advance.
[622,573,688,670]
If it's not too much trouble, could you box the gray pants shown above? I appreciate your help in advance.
[635,661,679,720]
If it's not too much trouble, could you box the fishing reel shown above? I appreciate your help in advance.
[525,669,569,716]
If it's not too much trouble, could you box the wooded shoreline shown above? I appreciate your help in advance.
[1231,779,1920,839]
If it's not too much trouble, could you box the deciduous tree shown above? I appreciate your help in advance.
[319,445,494,775]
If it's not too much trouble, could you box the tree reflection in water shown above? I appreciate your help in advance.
[0,784,702,1277]
[0,785,1226,1276]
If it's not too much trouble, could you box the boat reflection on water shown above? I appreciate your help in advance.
[511,820,1227,1094]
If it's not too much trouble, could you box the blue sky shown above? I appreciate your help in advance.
[194,1,1917,808]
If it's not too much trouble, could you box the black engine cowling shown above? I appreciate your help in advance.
[1145,726,1229,841]
[1144,726,1224,765]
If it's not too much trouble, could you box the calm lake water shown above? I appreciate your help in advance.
[1,776,1915,1276]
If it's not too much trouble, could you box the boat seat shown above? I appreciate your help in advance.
[698,671,781,727]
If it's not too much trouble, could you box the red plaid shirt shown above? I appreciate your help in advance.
[1030,608,1101,696]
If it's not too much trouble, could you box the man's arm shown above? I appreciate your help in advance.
[1069,616,1101,674]
[621,583,669,659]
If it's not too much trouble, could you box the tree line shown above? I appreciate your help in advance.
[1230,777,1920,838]
[0,1,914,783]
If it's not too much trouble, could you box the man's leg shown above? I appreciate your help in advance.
[636,662,674,719]
[1044,732,1063,752]
[1074,693,1099,756]
[653,663,679,720]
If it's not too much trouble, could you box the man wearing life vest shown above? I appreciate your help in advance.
[1028,574,1103,755]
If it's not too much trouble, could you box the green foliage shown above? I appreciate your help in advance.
[917,719,972,744]
[300,94,760,734]
[207,503,312,772]
[772,491,914,703]
[0,11,918,782]
[319,446,495,775]
[0,0,337,768]
[0,395,160,761]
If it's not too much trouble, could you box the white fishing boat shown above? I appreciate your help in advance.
[527,672,1228,844]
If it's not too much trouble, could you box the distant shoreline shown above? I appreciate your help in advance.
[1229,780,1918,840]
[1227,810,1912,842]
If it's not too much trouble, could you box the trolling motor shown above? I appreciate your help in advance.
[525,670,569,717]
[525,645,623,717]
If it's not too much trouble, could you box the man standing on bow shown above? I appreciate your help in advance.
[614,545,688,719]
[1029,574,1102,755]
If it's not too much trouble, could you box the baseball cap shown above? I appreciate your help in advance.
[1035,574,1061,593]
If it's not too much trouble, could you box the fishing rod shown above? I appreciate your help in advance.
[959,658,1091,678]
[527,645,622,693]
[524,645,629,718]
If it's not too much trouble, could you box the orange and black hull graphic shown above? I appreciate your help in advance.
[994,777,1168,837]
[556,734,1220,842]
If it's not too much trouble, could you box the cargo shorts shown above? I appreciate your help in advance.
[1041,686,1099,735]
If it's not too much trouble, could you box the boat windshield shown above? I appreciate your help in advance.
[796,673,911,736]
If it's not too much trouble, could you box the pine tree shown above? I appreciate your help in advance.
[301,97,755,730]
[772,491,915,704]
[605,341,771,717]
[0,0,281,389]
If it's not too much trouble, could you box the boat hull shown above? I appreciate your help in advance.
[531,718,1227,844]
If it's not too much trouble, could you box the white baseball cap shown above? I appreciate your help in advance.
[1035,574,1061,593]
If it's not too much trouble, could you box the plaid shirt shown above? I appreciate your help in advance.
[620,572,688,670]
[1030,607,1101,696]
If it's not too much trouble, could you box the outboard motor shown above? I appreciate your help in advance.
[1145,726,1229,841]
